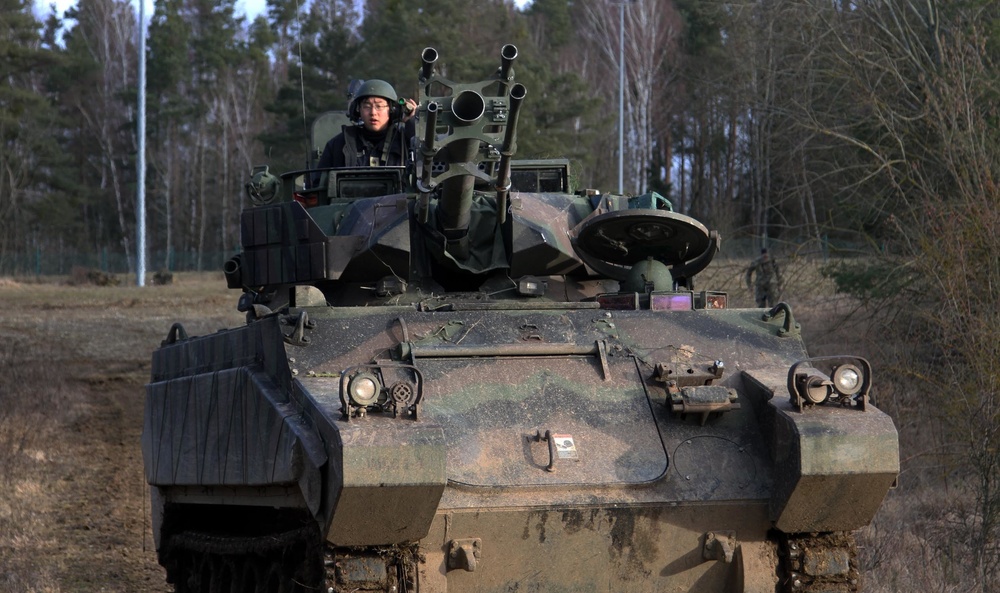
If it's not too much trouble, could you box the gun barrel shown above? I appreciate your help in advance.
[421,47,438,81]
[420,101,440,188]
[437,90,487,236]
[417,101,441,224]
[495,83,527,223]
[452,90,486,126]
[499,44,518,81]
[500,84,526,158]
[418,46,525,261]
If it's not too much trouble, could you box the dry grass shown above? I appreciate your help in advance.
[0,273,243,592]
[702,254,868,354]
[0,338,83,592]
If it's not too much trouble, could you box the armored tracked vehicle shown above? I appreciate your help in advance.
[142,45,899,592]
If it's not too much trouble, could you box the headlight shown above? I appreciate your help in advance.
[348,371,381,406]
[337,363,425,421]
[787,356,873,411]
[832,364,863,396]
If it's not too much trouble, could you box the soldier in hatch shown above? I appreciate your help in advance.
[744,248,783,308]
[317,79,418,169]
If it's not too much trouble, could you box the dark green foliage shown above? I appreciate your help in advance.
[673,0,723,57]
[819,258,920,303]
[527,0,573,49]
[188,0,241,76]
[357,0,526,87]
[512,59,602,171]
[261,0,361,173]
[146,0,190,101]
[0,0,68,258]
[44,0,138,254]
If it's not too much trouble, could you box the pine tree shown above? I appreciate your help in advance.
[52,0,138,264]
[0,0,65,265]
[261,0,361,173]
[144,0,261,268]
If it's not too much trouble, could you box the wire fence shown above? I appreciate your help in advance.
[0,249,236,278]
[0,236,874,279]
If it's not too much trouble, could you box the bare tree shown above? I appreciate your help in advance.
[69,0,138,269]
[767,0,1000,589]
[582,0,681,196]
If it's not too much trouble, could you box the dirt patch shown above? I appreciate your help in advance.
[0,273,244,592]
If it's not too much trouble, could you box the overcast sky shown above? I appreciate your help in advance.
[34,0,532,22]
[33,0,291,21]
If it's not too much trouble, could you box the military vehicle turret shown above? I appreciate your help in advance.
[143,44,899,592]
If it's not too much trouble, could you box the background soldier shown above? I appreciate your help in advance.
[745,248,783,308]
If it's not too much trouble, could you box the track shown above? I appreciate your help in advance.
[161,525,420,593]
[161,525,323,593]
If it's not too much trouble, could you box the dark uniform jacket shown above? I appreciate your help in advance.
[317,120,416,169]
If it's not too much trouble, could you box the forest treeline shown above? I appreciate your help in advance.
[5,0,1000,589]
[6,0,987,270]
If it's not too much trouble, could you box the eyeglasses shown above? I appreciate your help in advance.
[360,101,390,112]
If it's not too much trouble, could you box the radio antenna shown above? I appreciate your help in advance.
[294,0,307,143]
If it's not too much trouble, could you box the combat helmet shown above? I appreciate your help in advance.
[349,79,400,121]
